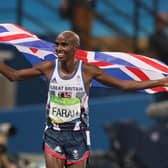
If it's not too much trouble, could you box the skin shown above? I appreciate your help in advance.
[1,31,168,168]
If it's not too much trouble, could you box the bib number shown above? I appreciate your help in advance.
[49,96,81,123]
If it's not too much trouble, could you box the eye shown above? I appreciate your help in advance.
[55,42,59,46]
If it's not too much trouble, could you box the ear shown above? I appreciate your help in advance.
[75,42,80,49]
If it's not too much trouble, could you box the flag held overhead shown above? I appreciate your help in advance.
[0,23,168,93]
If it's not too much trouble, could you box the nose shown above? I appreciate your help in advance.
[56,45,63,53]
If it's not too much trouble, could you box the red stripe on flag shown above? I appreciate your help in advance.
[76,49,88,62]
[150,86,168,92]
[75,50,113,66]
[127,66,167,92]
[0,34,32,41]
[90,61,113,66]
[76,56,88,62]
[126,67,150,80]
[29,48,38,53]
[128,53,168,73]
[13,24,35,36]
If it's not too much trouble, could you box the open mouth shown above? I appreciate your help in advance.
[57,53,64,58]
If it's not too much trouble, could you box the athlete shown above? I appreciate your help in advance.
[1,31,168,168]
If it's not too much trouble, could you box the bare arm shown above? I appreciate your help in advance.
[0,61,55,81]
[85,64,168,91]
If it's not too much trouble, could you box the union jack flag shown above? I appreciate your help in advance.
[0,23,168,93]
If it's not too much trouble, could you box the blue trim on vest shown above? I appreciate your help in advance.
[81,62,89,96]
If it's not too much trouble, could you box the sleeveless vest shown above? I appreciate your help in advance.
[46,59,89,131]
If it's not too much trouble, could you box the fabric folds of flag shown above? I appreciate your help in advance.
[0,23,168,93]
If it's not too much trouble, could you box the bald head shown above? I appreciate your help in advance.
[57,31,80,47]
[55,31,80,61]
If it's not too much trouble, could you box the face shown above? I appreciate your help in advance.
[55,32,79,62]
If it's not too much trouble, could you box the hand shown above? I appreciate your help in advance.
[160,77,168,87]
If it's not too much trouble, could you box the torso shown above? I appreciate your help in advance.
[46,59,90,131]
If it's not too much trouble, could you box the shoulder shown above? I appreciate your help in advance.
[34,60,55,72]
[33,60,56,80]
[83,62,103,77]
[34,60,55,68]
[83,62,99,71]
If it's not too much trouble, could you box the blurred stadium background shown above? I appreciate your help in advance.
[0,0,168,168]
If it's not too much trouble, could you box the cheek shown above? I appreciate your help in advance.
[65,48,75,54]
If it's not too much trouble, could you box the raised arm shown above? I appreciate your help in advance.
[0,61,55,81]
[84,63,168,91]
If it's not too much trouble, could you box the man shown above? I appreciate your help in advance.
[1,31,168,168]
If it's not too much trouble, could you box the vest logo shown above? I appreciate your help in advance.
[51,78,57,83]
[72,149,79,159]
[76,75,81,84]
[77,75,80,80]
[54,146,62,153]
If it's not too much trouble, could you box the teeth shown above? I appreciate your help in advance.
[58,53,64,57]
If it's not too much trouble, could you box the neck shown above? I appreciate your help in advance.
[59,59,78,77]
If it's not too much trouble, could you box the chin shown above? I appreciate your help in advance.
[58,58,67,63]
[58,57,64,61]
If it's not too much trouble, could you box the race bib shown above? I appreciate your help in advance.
[49,96,81,123]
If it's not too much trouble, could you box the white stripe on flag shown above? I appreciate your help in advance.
[102,52,168,74]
